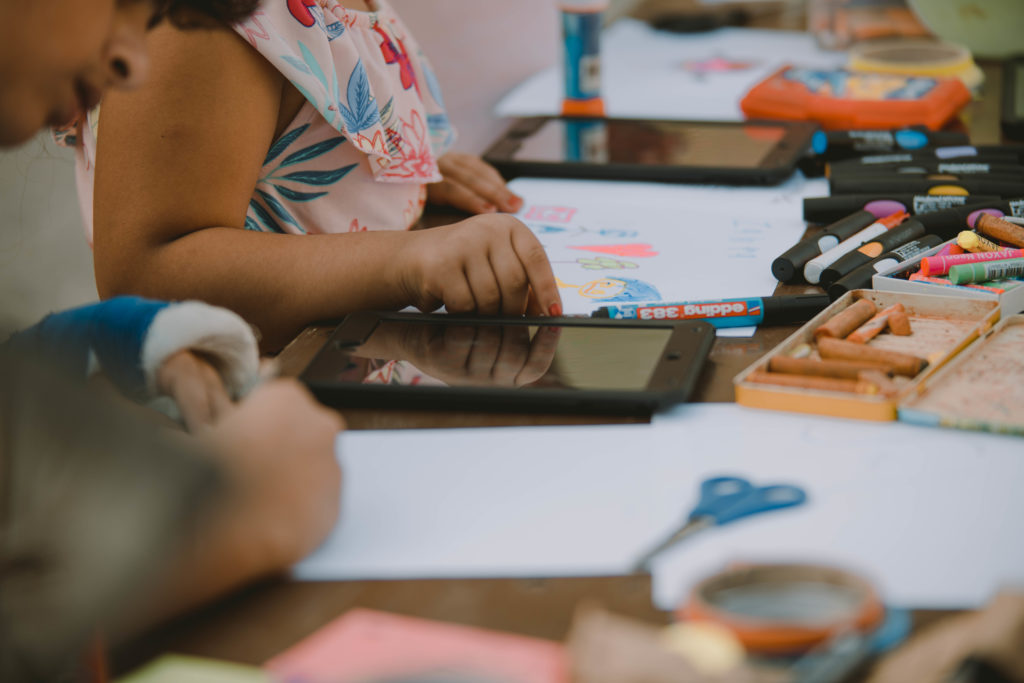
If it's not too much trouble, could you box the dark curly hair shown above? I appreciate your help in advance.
[151,0,262,27]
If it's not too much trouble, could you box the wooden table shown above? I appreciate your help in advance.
[113,48,1008,678]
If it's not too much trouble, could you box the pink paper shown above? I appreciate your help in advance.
[265,608,569,683]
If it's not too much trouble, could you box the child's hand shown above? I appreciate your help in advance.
[428,152,524,214]
[397,214,563,317]
[200,379,343,573]
[156,350,232,432]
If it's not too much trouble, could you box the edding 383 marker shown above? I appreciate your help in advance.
[593,294,831,327]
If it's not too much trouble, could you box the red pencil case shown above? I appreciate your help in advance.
[740,65,971,131]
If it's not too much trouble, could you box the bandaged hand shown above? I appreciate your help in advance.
[428,152,524,215]
[156,350,233,432]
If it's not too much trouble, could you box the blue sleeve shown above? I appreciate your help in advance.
[3,297,170,399]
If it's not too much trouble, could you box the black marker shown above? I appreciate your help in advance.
[827,145,1024,169]
[828,235,945,300]
[592,294,831,327]
[828,161,1024,179]
[913,197,1024,236]
[772,210,880,284]
[819,218,927,288]
[810,127,969,162]
[828,175,1024,197]
[802,193,1002,224]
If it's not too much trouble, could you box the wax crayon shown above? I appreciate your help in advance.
[974,213,1024,248]
[847,304,904,344]
[948,258,1024,285]
[829,235,944,300]
[887,309,912,336]
[768,356,895,380]
[816,337,927,377]
[746,370,878,395]
[909,273,956,287]
[957,231,1005,253]
[804,211,909,284]
[773,210,880,283]
[818,218,926,288]
[814,299,878,339]
[920,249,1024,276]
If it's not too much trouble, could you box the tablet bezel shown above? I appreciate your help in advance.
[483,117,817,186]
[300,312,714,415]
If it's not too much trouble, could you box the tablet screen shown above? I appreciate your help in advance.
[511,119,787,168]
[332,321,674,392]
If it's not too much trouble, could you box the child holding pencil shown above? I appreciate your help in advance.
[67,0,561,349]
[0,1,343,675]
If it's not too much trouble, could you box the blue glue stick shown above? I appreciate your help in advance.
[560,0,607,117]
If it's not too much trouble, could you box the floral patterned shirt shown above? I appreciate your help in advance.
[63,0,455,241]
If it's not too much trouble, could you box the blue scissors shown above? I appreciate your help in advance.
[633,475,807,573]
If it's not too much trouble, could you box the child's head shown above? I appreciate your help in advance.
[0,0,257,146]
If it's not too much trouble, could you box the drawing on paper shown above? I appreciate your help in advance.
[680,56,758,79]
[569,243,659,258]
[557,276,661,303]
[524,206,577,223]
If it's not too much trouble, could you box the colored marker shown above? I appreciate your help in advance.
[948,258,1024,285]
[828,145,1024,167]
[773,210,880,283]
[592,294,831,327]
[559,0,607,117]
[828,176,1024,198]
[810,127,969,163]
[828,161,1024,179]
[804,211,909,285]
[920,249,1024,276]
[818,218,926,288]
[829,235,944,300]
[802,194,1001,225]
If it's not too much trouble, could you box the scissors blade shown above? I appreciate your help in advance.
[631,515,714,574]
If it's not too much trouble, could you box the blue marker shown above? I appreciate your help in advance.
[592,294,831,328]
[809,126,969,163]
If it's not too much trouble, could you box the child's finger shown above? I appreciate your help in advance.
[451,157,522,213]
[439,270,477,314]
[489,244,531,315]
[510,223,562,317]
[464,325,502,381]
[431,178,497,214]
[464,257,503,314]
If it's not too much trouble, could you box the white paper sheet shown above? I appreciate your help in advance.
[297,404,1024,609]
[496,20,846,120]
[509,176,827,335]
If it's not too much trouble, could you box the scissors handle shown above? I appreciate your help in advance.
[689,476,755,519]
[704,483,807,525]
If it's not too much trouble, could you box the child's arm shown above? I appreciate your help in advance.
[93,22,560,350]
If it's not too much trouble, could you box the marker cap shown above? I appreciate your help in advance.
[819,218,925,288]
[827,234,944,300]
[772,210,877,283]
[762,294,831,325]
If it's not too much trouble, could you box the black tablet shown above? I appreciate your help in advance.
[483,117,817,186]
[300,312,714,415]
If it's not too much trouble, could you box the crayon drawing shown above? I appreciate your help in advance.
[511,177,814,327]
[556,277,661,303]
